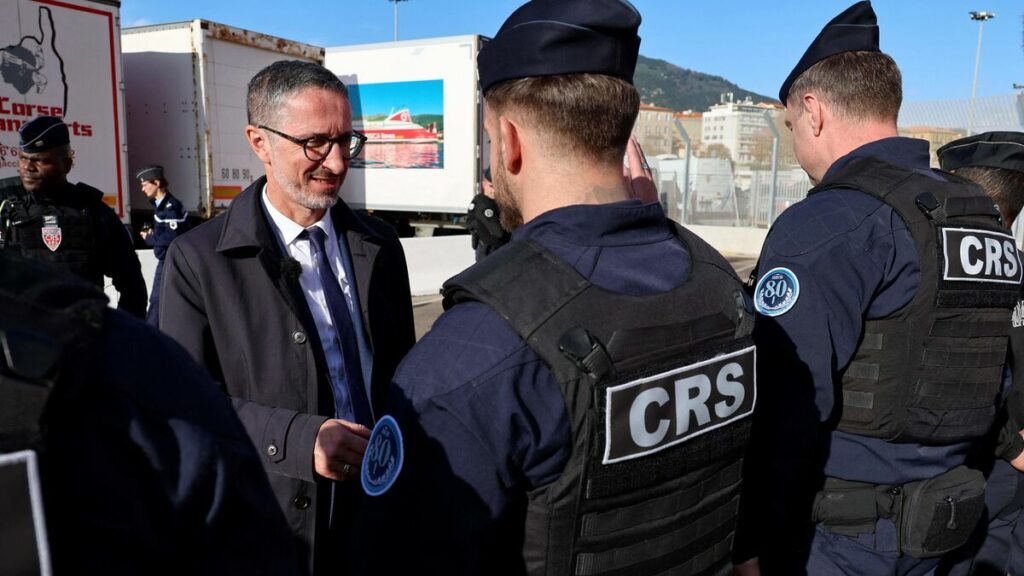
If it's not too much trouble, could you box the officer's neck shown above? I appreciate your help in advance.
[517,160,628,225]
[155,189,167,204]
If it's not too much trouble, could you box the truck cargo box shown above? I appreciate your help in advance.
[324,36,486,217]
[121,20,323,221]
[0,0,129,220]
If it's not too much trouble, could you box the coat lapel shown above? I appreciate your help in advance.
[216,178,320,340]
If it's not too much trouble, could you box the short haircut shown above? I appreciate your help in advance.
[484,73,640,165]
[247,60,348,126]
[787,51,902,123]
[153,176,168,188]
[955,165,1024,224]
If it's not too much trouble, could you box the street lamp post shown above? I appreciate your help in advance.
[389,0,409,42]
[967,10,995,136]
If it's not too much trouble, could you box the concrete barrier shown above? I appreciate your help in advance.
[110,226,764,307]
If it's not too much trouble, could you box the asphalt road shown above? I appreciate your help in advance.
[412,254,758,340]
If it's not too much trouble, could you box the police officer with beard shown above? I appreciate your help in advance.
[735,3,1019,574]
[0,116,147,318]
[354,1,756,574]
[935,132,1024,576]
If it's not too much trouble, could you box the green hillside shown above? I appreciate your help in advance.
[634,55,775,111]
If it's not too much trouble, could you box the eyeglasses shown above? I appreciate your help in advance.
[258,125,367,161]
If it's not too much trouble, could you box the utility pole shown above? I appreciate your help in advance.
[968,11,995,135]
[389,0,409,42]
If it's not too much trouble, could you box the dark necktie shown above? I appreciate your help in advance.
[304,226,373,426]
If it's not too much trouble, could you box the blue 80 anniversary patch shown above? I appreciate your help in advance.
[361,415,404,497]
[754,267,800,317]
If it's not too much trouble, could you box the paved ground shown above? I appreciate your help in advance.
[411,254,758,340]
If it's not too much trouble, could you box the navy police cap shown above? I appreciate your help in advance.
[18,116,70,152]
[938,132,1024,175]
[779,1,879,104]
[135,164,164,181]
[477,0,642,93]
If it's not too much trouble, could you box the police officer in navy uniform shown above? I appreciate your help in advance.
[0,250,304,575]
[136,164,188,325]
[734,4,1019,574]
[935,132,1024,576]
[466,167,510,260]
[0,116,147,318]
[354,1,756,574]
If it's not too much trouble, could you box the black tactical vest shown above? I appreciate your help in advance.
[810,157,1018,444]
[0,260,104,574]
[442,224,755,576]
[0,180,108,287]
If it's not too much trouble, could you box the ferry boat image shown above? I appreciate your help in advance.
[355,109,441,143]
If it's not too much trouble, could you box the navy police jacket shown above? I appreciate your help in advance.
[353,200,690,574]
[146,192,187,260]
[736,137,989,562]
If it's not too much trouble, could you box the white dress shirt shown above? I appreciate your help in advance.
[261,187,363,419]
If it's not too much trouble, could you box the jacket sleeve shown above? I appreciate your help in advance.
[160,241,327,484]
[97,204,148,318]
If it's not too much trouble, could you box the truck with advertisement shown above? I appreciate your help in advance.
[0,0,129,221]
[324,35,487,234]
[120,20,323,226]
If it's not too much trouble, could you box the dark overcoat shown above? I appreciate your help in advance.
[160,177,415,573]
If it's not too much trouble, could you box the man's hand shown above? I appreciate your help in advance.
[1011,430,1024,472]
[623,135,658,204]
[314,419,371,481]
[733,558,760,576]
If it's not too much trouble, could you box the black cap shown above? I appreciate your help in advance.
[937,132,1024,175]
[477,0,642,93]
[135,164,164,181]
[779,1,880,104]
[18,116,70,152]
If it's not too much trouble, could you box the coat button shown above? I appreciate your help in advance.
[292,331,307,344]
[293,496,311,510]
[266,443,279,457]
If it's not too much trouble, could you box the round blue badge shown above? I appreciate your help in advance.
[361,415,404,497]
[754,267,800,317]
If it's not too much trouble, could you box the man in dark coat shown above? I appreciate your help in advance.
[160,60,415,574]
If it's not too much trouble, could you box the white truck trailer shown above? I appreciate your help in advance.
[324,35,487,234]
[121,20,323,225]
[0,0,129,221]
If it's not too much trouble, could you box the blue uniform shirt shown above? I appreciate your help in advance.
[355,200,690,573]
[146,192,187,260]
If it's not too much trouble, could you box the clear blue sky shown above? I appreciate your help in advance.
[121,0,1024,103]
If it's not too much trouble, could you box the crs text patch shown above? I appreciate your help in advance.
[943,228,1022,285]
[603,346,756,464]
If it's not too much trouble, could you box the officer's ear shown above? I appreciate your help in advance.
[62,149,74,175]
[799,93,825,138]
[498,116,522,175]
[246,125,272,164]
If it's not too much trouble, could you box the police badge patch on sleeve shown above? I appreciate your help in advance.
[754,267,800,316]
[362,415,404,497]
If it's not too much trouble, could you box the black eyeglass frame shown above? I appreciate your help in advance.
[258,125,368,161]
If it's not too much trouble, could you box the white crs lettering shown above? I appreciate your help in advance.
[944,228,1023,284]
[960,236,1018,278]
[628,361,746,448]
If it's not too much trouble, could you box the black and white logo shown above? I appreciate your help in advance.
[603,346,756,465]
[943,228,1022,285]
[1013,300,1024,329]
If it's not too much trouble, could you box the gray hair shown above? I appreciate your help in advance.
[246,60,348,126]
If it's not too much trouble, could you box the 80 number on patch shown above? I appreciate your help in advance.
[754,267,800,317]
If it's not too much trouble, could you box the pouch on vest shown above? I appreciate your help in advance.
[443,223,755,576]
[901,465,985,558]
